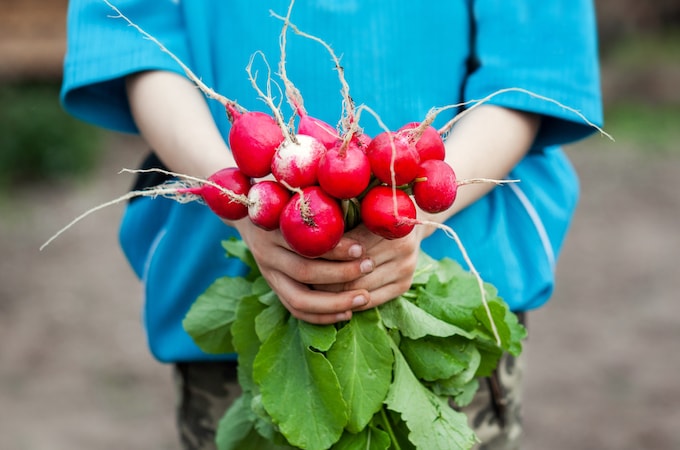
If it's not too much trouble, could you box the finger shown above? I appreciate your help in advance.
[319,235,365,261]
[268,270,370,316]
[342,250,417,294]
[288,309,354,325]
[364,234,420,268]
[281,290,367,325]
[354,280,412,311]
[343,225,383,251]
[276,252,374,286]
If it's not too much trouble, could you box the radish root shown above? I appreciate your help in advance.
[434,87,614,142]
[246,51,292,142]
[276,0,306,117]
[40,184,187,252]
[270,11,356,135]
[416,218,502,346]
[40,168,249,251]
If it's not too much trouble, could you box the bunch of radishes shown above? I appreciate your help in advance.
[187,102,459,259]
[40,2,464,259]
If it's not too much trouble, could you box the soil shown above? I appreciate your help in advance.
[1,131,679,450]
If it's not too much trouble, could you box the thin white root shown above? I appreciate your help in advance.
[276,0,306,116]
[456,177,520,187]
[270,11,355,133]
[278,179,304,197]
[245,51,292,141]
[39,183,193,252]
[40,168,249,251]
[417,219,502,347]
[120,168,249,205]
[119,167,207,186]
[434,87,614,142]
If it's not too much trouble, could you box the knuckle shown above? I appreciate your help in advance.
[289,260,315,284]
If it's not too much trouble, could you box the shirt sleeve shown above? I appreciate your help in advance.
[464,0,604,148]
[60,0,191,133]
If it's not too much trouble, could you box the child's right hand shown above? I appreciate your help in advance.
[233,218,375,325]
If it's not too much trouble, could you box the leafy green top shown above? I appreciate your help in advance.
[183,239,526,450]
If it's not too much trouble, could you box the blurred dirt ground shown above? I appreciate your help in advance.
[1,129,679,450]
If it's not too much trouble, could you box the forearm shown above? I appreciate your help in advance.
[126,70,235,178]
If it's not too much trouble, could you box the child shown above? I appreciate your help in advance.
[61,1,603,448]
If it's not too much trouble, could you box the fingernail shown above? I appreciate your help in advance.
[360,258,374,274]
[352,295,368,307]
[348,244,363,258]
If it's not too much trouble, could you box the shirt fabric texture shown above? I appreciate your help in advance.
[61,0,603,363]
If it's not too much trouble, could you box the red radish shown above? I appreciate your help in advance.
[365,131,420,186]
[298,114,340,150]
[317,140,371,199]
[360,186,417,240]
[352,132,372,150]
[271,134,326,188]
[180,167,252,220]
[247,180,291,230]
[228,110,285,178]
[279,186,344,258]
[412,159,458,213]
[399,122,446,161]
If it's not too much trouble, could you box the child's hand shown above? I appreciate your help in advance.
[233,218,375,324]
[312,224,422,310]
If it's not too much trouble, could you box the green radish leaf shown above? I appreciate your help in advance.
[385,340,476,450]
[431,345,482,397]
[378,409,417,449]
[331,425,391,450]
[410,250,440,285]
[379,295,473,340]
[327,309,393,433]
[254,297,289,343]
[416,271,499,332]
[432,257,474,283]
[215,394,256,450]
[232,295,268,393]
[222,238,260,278]
[253,316,347,450]
[499,303,527,356]
[472,338,504,378]
[399,335,479,382]
[452,379,480,408]
[182,276,252,354]
[299,319,338,352]
[249,394,297,448]
[215,393,295,450]
[215,393,296,450]
[473,301,511,349]
[252,276,274,298]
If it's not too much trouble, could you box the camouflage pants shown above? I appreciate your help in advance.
[174,328,525,450]
[457,350,524,450]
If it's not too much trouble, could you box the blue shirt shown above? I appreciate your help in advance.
[61,0,603,362]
